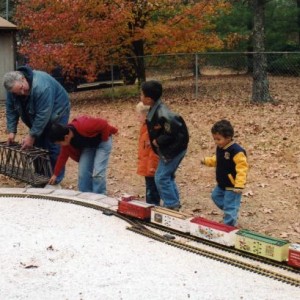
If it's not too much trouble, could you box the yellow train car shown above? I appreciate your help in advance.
[235,229,290,262]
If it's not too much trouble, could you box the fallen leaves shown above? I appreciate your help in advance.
[241,211,257,217]
[290,173,299,179]
[1,75,300,243]
[257,183,268,188]
[279,232,289,239]
[243,190,254,197]
[20,261,39,269]
[207,210,220,216]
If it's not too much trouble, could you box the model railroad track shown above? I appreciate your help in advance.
[127,223,300,288]
[1,193,300,287]
[141,220,300,275]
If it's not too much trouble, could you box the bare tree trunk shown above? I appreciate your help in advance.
[132,39,146,85]
[251,0,272,103]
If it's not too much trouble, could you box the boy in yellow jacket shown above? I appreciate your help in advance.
[136,102,160,205]
[201,120,248,226]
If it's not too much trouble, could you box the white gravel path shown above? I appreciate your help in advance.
[0,197,299,300]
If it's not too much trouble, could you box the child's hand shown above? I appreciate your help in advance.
[48,175,57,185]
[152,139,159,147]
[232,188,243,194]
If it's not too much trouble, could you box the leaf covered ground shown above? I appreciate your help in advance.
[0,75,299,243]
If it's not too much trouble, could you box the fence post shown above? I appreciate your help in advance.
[195,53,199,99]
[110,63,114,101]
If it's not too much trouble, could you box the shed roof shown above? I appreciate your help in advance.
[0,17,17,30]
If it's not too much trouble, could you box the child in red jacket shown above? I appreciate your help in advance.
[48,115,118,194]
[136,102,160,205]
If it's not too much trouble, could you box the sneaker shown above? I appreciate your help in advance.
[164,204,182,211]
[44,184,62,190]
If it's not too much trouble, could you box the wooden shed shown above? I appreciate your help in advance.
[0,17,17,102]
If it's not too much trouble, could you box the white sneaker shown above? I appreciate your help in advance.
[44,184,62,190]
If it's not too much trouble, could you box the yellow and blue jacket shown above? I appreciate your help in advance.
[203,141,248,190]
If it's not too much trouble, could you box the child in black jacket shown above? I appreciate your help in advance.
[141,80,189,210]
[202,120,248,226]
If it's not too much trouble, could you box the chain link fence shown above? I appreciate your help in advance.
[141,52,300,99]
[63,52,300,101]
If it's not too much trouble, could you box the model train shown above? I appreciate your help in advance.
[117,196,300,269]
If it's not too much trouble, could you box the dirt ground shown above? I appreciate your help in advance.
[0,75,299,243]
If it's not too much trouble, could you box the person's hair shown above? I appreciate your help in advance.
[141,80,162,102]
[48,123,69,143]
[3,71,24,91]
[211,119,234,138]
[136,101,150,114]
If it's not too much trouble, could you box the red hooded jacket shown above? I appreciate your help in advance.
[53,116,118,176]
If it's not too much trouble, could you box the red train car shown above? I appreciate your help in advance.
[117,199,154,220]
[288,243,300,268]
[190,217,238,246]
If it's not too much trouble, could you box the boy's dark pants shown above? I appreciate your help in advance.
[145,176,160,205]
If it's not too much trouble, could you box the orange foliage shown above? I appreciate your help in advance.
[148,0,231,53]
[15,0,231,78]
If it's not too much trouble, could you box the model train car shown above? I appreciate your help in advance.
[117,197,300,269]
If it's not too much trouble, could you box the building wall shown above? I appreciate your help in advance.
[0,31,15,102]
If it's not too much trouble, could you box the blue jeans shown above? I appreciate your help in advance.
[35,113,70,184]
[78,136,112,194]
[145,176,160,205]
[211,185,242,226]
[155,149,186,208]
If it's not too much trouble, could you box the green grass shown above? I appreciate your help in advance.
[101,84,140,99]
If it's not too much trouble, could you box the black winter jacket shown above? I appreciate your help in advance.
[146,100,189,160]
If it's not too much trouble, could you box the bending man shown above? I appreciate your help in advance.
[3,66,71,185]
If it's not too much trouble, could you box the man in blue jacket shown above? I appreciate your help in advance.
[3,66,71,185]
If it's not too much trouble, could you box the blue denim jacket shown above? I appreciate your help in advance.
[6,66,71,138]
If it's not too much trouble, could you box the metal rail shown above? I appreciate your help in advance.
[128,225,300,287]
[142,220,300,275]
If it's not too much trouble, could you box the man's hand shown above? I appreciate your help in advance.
[7,133,15,145]
[21,135,35,150]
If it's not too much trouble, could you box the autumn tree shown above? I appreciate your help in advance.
[14,0,131,81]
[14,0,230,84]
